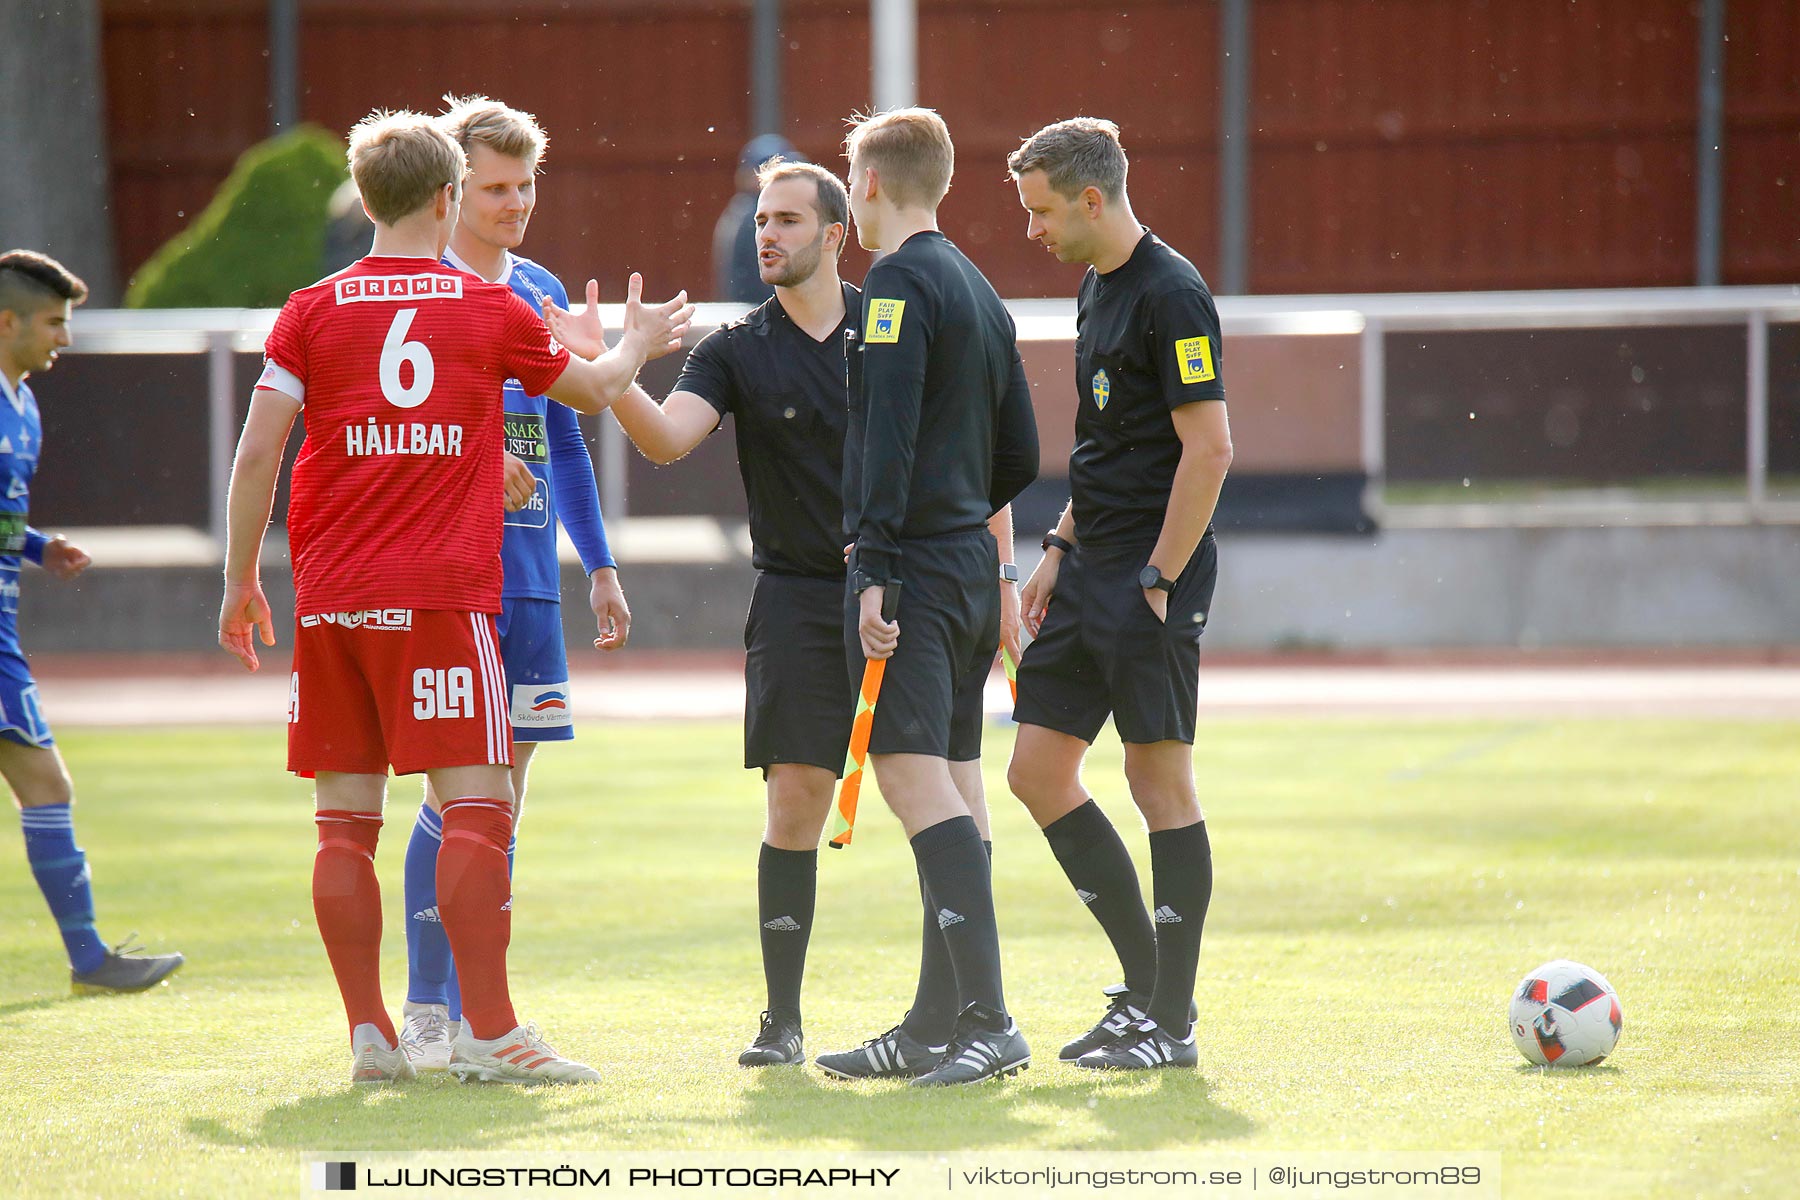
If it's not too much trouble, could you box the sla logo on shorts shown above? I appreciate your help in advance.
[1175,335,1215,384]
[511,682,573,728]
[1092,367,1111,411]
[414,667,475,720]
[299,609,414,631]
[865,298,906,344]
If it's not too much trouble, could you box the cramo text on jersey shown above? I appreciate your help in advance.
[345,417,465,457]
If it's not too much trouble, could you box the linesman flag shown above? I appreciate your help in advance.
[829,582,900,849]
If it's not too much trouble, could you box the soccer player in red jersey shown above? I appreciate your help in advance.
[216,110,691,1085]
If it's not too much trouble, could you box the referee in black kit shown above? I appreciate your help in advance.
[605,158,860,1068]
[812,107,1039,1088]
[1004,118,1234,1071]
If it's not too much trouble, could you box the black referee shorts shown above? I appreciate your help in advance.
[744,572,855,776]
[844,529,998,762]
[1013,535,1218,746]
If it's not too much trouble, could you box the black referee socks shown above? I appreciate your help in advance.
[757,843,818,1018]
[907,817,1006,1026]
[1043,800,1158,997]
[902,836,994,1046]
[1146,820,1213,1038]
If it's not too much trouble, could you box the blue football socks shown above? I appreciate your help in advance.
[403,804,452,1006]
[406,802,515,1021]
[20,803,106,974]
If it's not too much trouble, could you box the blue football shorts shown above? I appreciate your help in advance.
[496,596,573,743]
[0,647,53,749]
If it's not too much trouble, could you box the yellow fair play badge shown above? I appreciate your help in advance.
[1175,335,1216,384]
[865,299,906,343]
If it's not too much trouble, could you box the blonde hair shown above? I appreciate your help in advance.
[843,107,954,209]
[347,110,466,226]
[437,93,548,171]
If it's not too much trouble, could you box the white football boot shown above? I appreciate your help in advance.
[448,1022,600,1085]
[350,1022,416,1085]
[399,1001,453,1072]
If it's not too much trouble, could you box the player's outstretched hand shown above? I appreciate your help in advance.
[858,585,899,660]
[1020,555,1060,639]
[619,272,694,361]
[590,566,631,651]
[41,536,91,580]
[218,581,275,672]
[502,453,536,512]
[541,279,607,361]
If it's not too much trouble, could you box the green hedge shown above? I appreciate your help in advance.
[125,125,346,308]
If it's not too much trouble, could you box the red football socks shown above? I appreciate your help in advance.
[437,798,518,1040]
[312,810,395,1046]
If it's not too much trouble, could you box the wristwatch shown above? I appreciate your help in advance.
[1137,564,1176,594]
[998,563,1019,584]
[1042,532,1075,556]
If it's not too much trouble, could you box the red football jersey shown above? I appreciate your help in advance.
[262,256,570,614]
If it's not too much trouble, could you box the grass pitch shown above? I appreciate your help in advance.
[1,718,1796,1198]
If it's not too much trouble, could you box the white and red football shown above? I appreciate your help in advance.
[1509,959,1623,1067]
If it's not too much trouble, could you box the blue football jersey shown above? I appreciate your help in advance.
[444,248,612,601]
[0,374,48,657]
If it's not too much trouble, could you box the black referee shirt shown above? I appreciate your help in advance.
[1071,230,1226,546]
[845,231,1039,584]
[673,282,860,579]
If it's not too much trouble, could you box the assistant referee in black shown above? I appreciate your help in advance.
[605,158,859,1069]
[811,108,1039,1088]
[1005,118,1234,1071]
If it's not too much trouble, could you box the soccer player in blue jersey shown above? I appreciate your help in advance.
[0,250,184,993]
[394,99,628,1068]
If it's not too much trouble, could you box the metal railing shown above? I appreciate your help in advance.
[61,284,1800,552]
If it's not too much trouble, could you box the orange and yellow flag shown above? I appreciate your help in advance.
[827,658,887,848]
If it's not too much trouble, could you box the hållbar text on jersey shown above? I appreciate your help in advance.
[345,417,465,458]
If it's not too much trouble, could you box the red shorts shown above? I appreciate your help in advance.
[287,608,513,777]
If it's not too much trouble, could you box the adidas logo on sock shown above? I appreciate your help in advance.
[412,907,440,923]
[1076,888,1099,905]
[763,915,802,932]
[937,908,965,929]
[1153,905,1183,924]
[501,897,512,912]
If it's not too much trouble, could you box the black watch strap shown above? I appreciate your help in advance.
[1042,532,1075,555]
[1138,564,1176,593]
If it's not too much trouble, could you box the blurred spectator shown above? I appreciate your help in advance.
[712,133,798,303]
[320,178,373,277]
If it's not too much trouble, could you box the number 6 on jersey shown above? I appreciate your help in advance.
[380,307,434,408]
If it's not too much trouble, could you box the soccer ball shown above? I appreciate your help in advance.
[1508,959,1622,1067]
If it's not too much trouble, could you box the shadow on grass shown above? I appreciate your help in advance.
[1512,1063,1624,1077]
[733,1066,1253,1149]
[0,995,71,1018]
[188,1076,555,1150]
